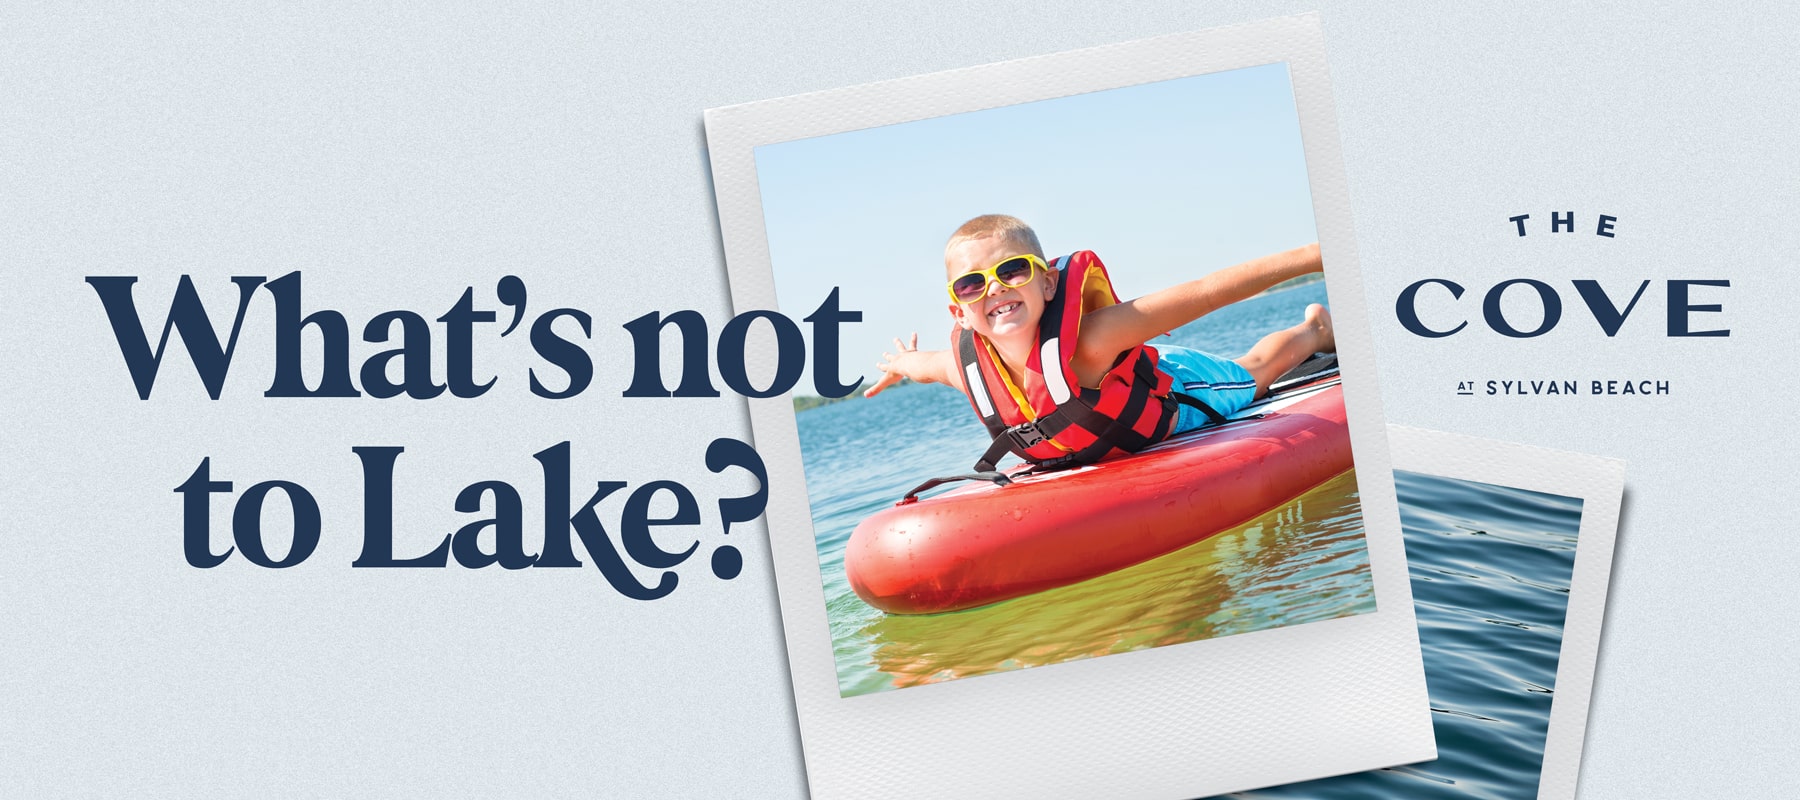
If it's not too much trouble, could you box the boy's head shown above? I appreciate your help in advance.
[944,214,1045,264]
[944,215,1057,343]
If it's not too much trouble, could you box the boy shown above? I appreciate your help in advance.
[864,215,1334,470]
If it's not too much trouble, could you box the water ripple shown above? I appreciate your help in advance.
[1220,470,1582,799]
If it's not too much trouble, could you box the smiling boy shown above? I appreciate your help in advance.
[864,215,1333,470]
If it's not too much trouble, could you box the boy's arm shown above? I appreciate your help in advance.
[864,334,963,398]
[1077,243,1322,368]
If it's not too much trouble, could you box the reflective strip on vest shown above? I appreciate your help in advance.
[1040,336,1071,404]
[965,362,994,417]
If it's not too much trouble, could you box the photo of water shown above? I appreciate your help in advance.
[795,283,1377,696]
[1221,471,1584,799]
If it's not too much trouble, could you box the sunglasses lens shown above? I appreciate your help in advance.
[950,257,1038,304]
[995,257,1035,286]
[952,273,990,303]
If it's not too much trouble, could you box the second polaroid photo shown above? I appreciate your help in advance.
[1227,426,1625,800]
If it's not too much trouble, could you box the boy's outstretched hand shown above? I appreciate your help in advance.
[865,334,919,398]
[865,333,958,398]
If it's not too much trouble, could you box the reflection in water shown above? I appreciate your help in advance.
[848,470,1374,694]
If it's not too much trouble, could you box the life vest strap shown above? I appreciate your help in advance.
[972,385,1230,472]
[1169,390,1229,426]
[948,251,1240,475]
[955,327,1010,439]
[973,420,1051,473]
[898,470,1013,505]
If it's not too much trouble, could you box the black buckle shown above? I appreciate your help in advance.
[1005,422,1048,450]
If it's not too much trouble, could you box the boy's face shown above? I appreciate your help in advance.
[945,235,1056,344]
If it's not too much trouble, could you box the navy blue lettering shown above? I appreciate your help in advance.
[705,437,768,580]
[361,310,444,399]
[351,446,451,567]
[529,308,594,399]
[232,480,321,568]
[804,288,863,397]
[451,480,534,569]
[569,481,674,600]
[619,481,699,569]
[529,441,680,598]
[534,441,583,568]
[1395,279,1468,338]
[86,275,264,400]
[718,310,805,398]
[1668,280,1730,337]
[495,275,528,336]
[622,310,719,398]
[176,458,235,567]
[265,272,360,397]
[1572,280,1649,336]
[438,287,496,398]
[1483,279,1562,338]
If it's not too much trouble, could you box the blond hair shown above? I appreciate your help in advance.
[945,214,1045,261]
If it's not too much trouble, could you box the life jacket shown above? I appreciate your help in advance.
[954,251,1225,474]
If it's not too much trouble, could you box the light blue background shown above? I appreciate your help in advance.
[2,2,1792,798]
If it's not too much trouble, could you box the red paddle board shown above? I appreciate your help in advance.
[845,372,1353,614]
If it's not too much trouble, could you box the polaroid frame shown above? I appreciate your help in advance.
[705,14,1436,798]
[1386,425,1626,800]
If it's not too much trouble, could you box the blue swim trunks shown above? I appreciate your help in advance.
[1156,344,1257,435]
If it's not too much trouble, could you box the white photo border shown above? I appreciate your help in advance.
[705,14,1436,799]
[1386,425,1626,800]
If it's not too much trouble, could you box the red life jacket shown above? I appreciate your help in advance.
[954,251,1223,473]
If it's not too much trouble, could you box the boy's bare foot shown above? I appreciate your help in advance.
[1305,303,1336,354]
[1234,304,1338,397]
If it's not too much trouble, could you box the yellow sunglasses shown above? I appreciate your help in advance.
[946,254,1047,305]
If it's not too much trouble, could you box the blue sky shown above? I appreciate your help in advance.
[753,62,1319,392]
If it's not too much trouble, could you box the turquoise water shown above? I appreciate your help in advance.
[795,283,1378,696]
[1222,471,1584,800]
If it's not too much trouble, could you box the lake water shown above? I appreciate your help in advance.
[1220,471,1584,799]
[795,283,1379,697]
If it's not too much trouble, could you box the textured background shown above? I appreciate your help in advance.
[3,2,1794,797]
